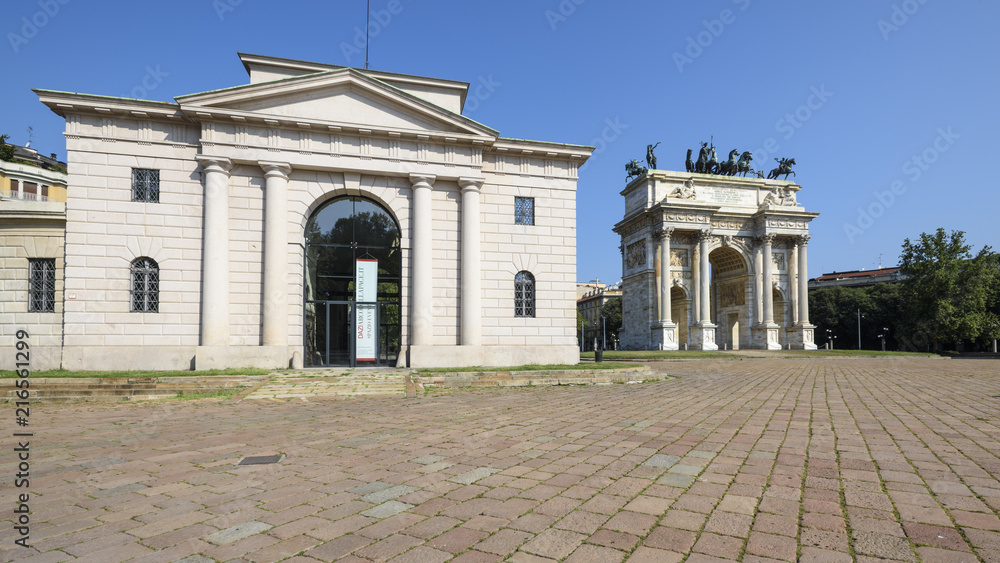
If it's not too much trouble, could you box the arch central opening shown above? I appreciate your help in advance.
[709,246,750,350]
[303,196,401,367]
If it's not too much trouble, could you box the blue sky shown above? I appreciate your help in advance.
[3,0,997,283]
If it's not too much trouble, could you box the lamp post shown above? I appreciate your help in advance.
[857,309,863,350]
[825,328,833,350]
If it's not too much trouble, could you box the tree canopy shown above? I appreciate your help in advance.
[897,228,1000,351]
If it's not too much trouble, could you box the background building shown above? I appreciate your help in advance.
[0,140,67,370]
[577,282,621,351]
[21,53,591,370]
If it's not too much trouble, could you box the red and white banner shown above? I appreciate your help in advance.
[355,259,378,361]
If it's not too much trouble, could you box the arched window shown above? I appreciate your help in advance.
[131,257,159,312]
[515,271,535,318]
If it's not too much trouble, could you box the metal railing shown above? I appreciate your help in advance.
[0,188,57,202]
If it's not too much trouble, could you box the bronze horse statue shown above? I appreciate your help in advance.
[694,142,710,174]
[626,159,647,181]
[718,149,740,176]
[768,157,797,180]
[685,149,694,173]
[707,146,720,175]
[736,151,755,177]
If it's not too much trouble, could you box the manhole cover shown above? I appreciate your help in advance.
[239,455,284,466]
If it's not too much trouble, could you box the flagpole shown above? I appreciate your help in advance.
[365,0,370,69]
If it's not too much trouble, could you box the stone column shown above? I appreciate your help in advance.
[410,174,435,347]
[699,230,712,323]
[658,228,673,323]
[689,230,718,350]
[459,177,484,347]
[790,243,799,325]
[797,235,811,325]
[754,234,780,350]
[754,246,763,324]
[652,228,677,350]
[761,234,775,324]
[197,156,233,346]
[260,162,291,347]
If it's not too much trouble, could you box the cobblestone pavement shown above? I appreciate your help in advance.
[4,357,1000,562]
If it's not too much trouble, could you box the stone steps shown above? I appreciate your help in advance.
[415,366,661,389]
[244,370,408,400]
[0,376,269,403]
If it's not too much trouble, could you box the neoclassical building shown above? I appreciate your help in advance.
[25,53,591,370]
[614,170,819,351]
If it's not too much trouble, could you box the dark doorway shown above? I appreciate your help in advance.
[303,197,401,367]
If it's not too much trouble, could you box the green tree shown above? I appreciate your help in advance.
[601,297,623,347]
[898,228,1000,351]
[0,134,16,162]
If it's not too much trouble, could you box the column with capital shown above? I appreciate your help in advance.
[788,234,817,349]
[690,230,718,350]
[458,177,484,347]
[260,162,291,348]
[410,174,435,349]
[753,233,781,350]
[652,228,678,349]
[197,156,232,347]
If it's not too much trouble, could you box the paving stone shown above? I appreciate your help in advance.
[361,485,419,504]
[412,455,447,465]
[643,454,681,468]
[361,500,415,519]
[450,467,502,485]
[203,521,272,546]
[852,530,917,562]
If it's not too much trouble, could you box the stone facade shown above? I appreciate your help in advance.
[31,53,591,370]
[614,170,818,351]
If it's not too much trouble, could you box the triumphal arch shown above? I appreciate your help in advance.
[614,165,819,351]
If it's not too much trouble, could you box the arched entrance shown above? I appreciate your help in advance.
[709,246,750,350]
[303,197,401,367]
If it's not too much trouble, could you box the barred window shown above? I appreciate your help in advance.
[132,168,159,202]
[514,197,534,225]
[28,259,56,312]
[514,271,535,318]
[130,257,159,313]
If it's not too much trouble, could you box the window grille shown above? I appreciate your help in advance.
[131,257,159,312]
[514,197,534,225]
[515,271,535,318]
[132,168,159,202]
[28,259,56,312]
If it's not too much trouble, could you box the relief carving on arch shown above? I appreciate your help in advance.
[626,240,647,269]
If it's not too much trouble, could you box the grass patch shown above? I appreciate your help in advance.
[581,350,733,360]
[0,367,273,379]
[777,350,937,357]
[581,349,937,360]
[416,362,643,374]
[174,388,243,401]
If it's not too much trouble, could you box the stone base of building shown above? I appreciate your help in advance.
[1,346,62,371]
[407,345,579,368]
[689,323,719,351]
[786,324,818,350]
[194,346,291,370]
[651,322,679,351]
[60,345,292,371]
[753,324,783,350]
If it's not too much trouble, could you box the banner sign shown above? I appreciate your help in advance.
[355,259,378,362]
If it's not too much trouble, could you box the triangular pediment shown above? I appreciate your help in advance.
[176,70,496,138]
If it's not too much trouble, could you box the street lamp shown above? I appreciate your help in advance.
[857,309,864,350]
[879,326,889,352]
